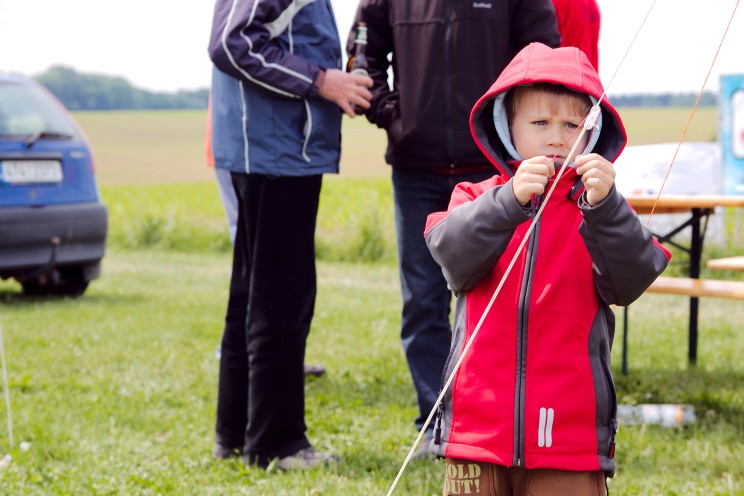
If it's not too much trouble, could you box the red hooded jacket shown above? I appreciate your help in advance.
[424,43,670,476]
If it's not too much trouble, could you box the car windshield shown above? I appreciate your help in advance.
[0,81,77,138]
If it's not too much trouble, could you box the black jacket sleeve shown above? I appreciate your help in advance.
[347,0,398,130]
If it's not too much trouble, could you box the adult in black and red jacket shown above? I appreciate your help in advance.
[347,0,561,453]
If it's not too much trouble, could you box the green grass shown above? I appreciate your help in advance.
[74,110,213,185]
[0,246,742,494]
[73,112,390,186]
[0,252,438,495]
[98,178,398,263]
[618,107,718,146]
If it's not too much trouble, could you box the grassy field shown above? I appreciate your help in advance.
[0,107,741,494]
[73,106,718,186]
[0,245,742,494]
[73,110,391,186]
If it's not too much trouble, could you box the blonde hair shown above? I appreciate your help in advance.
[505,83,592,125]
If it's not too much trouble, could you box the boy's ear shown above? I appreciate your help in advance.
[593,106,625,161]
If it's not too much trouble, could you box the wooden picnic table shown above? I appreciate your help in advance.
[623,194,744,368]
[626,194,744,215]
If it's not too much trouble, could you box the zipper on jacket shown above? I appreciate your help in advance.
[435,326,462,447]
[513,200,540,467]
[434,402,444,445]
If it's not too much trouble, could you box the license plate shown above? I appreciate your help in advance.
[1,160,63,183]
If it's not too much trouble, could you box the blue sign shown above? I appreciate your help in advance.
[720,74,744,195]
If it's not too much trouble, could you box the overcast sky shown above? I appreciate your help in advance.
[0,0,742,96]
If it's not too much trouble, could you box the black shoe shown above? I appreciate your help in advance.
[212,443,242,460]
[303,364,326,378]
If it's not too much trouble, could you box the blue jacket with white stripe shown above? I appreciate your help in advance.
[208,0,343,176]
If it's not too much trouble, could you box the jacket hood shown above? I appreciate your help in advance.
[470,42,627,178]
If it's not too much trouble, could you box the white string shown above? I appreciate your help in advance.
[385,4,665,493]
[0,322,13,451]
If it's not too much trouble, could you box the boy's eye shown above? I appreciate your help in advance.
[565,122,579,129]
[533,120,547,126]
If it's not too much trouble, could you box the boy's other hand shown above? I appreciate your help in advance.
[575,153,616,206]
[512,156,555,205]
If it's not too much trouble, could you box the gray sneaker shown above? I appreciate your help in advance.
[274,447,339,471]
[303,364,326,378]
[411,431,435,461]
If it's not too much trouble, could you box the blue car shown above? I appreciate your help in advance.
[0,75,107,296]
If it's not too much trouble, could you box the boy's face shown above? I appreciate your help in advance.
[510,91,589,166]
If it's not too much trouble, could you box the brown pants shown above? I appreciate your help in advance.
[443,458,607,496]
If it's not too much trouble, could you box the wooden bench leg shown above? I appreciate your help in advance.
[622,305,629,375]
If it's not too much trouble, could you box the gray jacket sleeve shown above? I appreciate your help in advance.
[208,0,321,98]
[425,179,530,293]
[579,186,670,306]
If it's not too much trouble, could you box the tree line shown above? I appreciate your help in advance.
[34,66,208,111]
[609,92,717,108]
[32,65,717,111]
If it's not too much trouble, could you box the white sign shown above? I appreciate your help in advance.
[614,142,726,245]
[732,90,744,159]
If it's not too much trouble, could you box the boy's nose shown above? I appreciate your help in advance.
[546,126,565,148]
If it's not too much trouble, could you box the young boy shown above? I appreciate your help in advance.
[424,43,671,495]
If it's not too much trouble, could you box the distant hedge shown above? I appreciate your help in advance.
[31,64,718,111]
[34,65,208,111]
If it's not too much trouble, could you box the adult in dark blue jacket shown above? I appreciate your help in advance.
[208,0,372,470]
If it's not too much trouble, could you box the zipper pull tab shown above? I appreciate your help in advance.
[608,418,619,458]
[532,194,543,213]
[434,403,443,445]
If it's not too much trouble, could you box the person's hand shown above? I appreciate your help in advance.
[512,156,555,205]
[317,69,373,117]
[574,153,616,206]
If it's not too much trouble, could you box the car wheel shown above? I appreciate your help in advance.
[21,267,90,297]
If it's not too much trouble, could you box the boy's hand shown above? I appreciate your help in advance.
[575,153,616,206]
[512,156,555,205]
